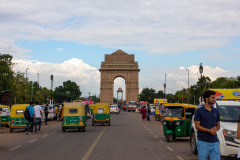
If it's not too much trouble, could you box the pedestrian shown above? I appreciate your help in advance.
[86,104,90,118]
[44,104,49,125]
[159,103,164,122]
[25,101,35,134]
[55,105,59,120]
[34,101,43,133]
[142,106,146,120]
[194,90,220,160]
[147,105,151,121]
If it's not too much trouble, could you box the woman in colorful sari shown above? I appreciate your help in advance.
[142,106,146,120]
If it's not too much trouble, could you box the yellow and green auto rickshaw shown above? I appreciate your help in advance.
[0,105,10,128]
[162,103,197,142]
[62,102,87,132]
[92,103,110,126]
[10,104,29,133]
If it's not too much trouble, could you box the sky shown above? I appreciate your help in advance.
[1,0,240,99]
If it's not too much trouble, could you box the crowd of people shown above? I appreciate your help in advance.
[24,101,61,134]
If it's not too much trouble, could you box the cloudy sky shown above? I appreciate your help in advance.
[1,0,240,99]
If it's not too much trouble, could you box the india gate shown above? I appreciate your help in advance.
[99,50,140,104]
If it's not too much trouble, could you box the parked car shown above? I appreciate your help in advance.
[110,105,120,114]
[190,101,240,158]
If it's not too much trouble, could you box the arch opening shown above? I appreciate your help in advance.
[113,77,126,104]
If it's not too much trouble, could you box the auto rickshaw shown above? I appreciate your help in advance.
[154,104,160,121]
[92,103,110,126]
[0,105,10,128]
[10,104,29,133]
[162,103,197,142]
[62,102,86,132]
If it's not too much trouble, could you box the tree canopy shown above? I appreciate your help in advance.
[53,80,82,103]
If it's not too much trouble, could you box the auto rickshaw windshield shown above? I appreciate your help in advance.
[164,106,184,117]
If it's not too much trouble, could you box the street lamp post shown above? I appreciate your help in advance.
[37,73,39,101]
[185,69,189,104]
[25,68,29,104]
[50,74,53,105]
[199,63,203,103]
[164,74,167,98]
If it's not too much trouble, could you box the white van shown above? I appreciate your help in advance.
[190,101,240,157]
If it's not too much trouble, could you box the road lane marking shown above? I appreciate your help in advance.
[154,135,158,138]
[176,156,184,160]
[42,134,48,138]
[147,128,150,131]
[166,146,174,151]
[9,146,21,151]
[81,127,107,160]
[29,139,37,143]
[150,131,153,134]
[159,140,164,144]
[51,131,56,133]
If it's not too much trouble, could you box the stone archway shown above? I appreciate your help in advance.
[99,50,140,104]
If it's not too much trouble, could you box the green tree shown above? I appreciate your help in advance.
[156,90,164,98]
[53,80,82,103]
[139,88,156,103]
[0,54,14,105]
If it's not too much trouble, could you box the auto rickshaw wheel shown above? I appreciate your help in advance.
[6,124,10,128]
[62,129,66,132]
[82,127,86,132]
[92,121,95,126]
[78,128,81,132]
[10,128,13,133]
[166,134,173,142]
[108,121,110,126]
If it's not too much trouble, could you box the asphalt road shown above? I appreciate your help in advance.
[0,111,233,160]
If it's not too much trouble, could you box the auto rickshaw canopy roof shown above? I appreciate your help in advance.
[164,103,197,109]
[0,105,9,109]
[92,103,110,114]
[10,104,29,118]
[63,102,86,116]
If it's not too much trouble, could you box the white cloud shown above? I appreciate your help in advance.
[1,0,240,55]
[12,58,100,97]
[0,39,31,58]
[139,65,230,94]
[56,48,64,51]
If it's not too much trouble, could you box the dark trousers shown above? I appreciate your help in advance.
[26,117,34,132]
[45,114,48,124]
[34,118,41,133]
[147,113,150,121]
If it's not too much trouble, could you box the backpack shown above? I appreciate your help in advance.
[24,105,31,120]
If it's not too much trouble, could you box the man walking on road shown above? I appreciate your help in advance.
[44,104,49,125]
[34,101,43,133]
[194,90,220,160]
[25,102,35,134]
[147,105,151,121]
